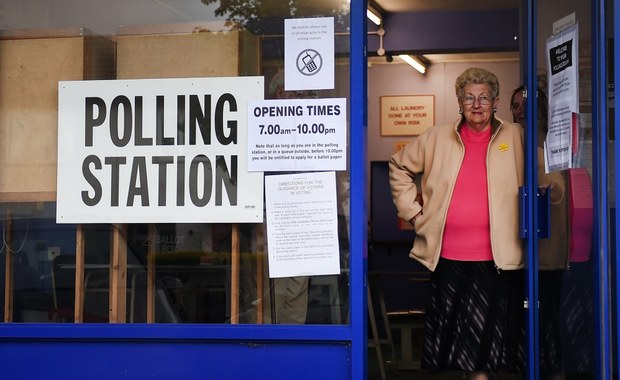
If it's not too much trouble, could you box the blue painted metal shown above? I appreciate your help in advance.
[350,0,369,378]
[368,9,519,55]
[0,323,352,341]
[0,340,351,379]
[522,0,540,378]
[592,0,612,378]
[615,0,620,377]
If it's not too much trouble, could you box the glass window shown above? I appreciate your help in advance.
[1,0,351,325]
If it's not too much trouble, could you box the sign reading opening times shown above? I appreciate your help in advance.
[247,97,347,172]
[57,77,264,223]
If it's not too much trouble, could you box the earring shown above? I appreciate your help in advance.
[493,107,498,113]
[458,109,462,115]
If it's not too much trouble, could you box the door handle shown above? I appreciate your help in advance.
[537,187,550,239]
[519,186,550,239]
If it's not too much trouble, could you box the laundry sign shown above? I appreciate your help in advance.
[56,76,264,223]
[380,95,435,136]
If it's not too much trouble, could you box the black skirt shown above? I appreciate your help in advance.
[422,258,525,374]
[560,261,594,375]
[538,270,564,376]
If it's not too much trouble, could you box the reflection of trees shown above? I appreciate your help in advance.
[200,0,350,34]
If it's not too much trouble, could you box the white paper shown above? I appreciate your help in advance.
[247,98,347,172]
[57,77,264,223]
[284,17,335,91]
[265,172,341,278]
[545,23,579,172]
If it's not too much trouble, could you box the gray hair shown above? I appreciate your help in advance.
[454,67,500,99]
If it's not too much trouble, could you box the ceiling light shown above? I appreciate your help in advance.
[367,6,382,26]
[398,54,427,74]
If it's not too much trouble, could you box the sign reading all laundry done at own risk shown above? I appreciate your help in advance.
[56,77,265,224]
[380,95,434,136]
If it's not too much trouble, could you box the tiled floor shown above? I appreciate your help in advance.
[367,330,523,380]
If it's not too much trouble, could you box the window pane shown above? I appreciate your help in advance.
[2,0,351,325]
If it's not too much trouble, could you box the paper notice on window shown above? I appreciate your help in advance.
[284,17,335,91]
[545,23,579,172]
[265,171,340,278]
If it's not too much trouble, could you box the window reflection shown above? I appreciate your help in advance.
[0,200,350,324]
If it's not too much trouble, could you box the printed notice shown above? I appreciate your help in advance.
[57,77,264,223]
[284,17,335,90]
[265,171,341,278]
[247,98,347,172]
[545,23,579,172]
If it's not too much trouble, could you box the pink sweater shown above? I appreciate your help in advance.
[441,124,493,261]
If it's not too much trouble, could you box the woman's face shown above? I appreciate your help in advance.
[511,90,525,127]
[459,83,498,131]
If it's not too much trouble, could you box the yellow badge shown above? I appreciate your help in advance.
[498,143,509,152]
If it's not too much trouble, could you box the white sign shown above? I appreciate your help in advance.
[545,23,579,172]
[265,172,341,278]
[57,77,265,223]
[247,98,347,172]
[284,17,335,91]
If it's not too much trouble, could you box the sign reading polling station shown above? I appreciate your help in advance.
[57,77,264,223]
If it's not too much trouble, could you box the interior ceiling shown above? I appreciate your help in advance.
[373,0,520,13]
[370,0,521,64]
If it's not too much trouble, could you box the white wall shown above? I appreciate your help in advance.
[367,59,521,164]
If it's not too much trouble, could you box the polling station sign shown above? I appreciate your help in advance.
[57,77,264,223]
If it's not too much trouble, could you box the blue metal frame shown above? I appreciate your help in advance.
[592,0,612,379]
[349,0,369,378]
[615,0,620,377]
[521,1,540,378]
[592,0,612,378]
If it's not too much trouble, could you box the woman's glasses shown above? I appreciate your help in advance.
[461,95,493,106]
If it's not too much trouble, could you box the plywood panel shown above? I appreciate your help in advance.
[0,32,115,200]
[117,30,259,79]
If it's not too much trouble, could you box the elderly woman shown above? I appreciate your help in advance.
[389,67,524,379]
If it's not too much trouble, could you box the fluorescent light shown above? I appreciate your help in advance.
[398,54,427,74]
[367,7,382,26]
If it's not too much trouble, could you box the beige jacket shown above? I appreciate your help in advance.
[389,117,524,271]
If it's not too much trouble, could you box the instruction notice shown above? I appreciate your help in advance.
[265,171,341,278]
[545,23,579,172]
[284,17,335,90]
[247,98,347,172]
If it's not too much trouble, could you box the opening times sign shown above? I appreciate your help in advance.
[57,77,265,223]
[247,98,347,172]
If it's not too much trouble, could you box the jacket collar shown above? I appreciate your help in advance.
[455,116,504,135]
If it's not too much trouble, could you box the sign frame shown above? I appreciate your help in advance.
[380,95,435,136]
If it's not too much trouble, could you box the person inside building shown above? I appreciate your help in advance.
[389,67,525,380]
[266,70,311,324]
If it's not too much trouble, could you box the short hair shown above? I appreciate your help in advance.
[268,70,284,98]
[510,85,548,132]
[454,67,500,99]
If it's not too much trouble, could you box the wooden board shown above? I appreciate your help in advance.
[0,31,114,200]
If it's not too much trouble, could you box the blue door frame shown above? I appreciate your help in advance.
[521,2,540,380]
[0,2,369,379]
[593,1,612,378]
[615,0,620,376]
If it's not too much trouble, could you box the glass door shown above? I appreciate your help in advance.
[523,0,609,378]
